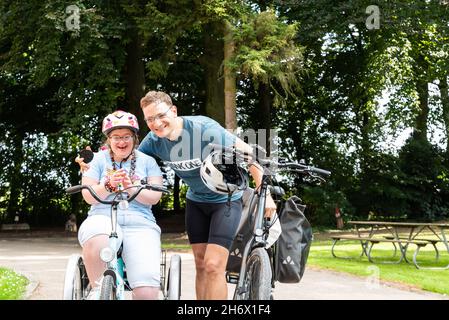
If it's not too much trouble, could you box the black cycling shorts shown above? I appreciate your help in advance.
[185,198,242,250]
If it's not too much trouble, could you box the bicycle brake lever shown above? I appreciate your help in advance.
[278,157,287,164]
[138,179,169,193]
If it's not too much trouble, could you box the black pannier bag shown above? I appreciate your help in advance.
[274,196,312,283]
[226,188,256,274]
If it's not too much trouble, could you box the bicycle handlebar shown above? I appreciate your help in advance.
[208,143,252,160]
[66,185,85,195]
[65,181,169,205]
[277,162,331,176]
[208,143,331,177]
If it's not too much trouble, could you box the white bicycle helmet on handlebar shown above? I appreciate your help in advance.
[200,150,248,195]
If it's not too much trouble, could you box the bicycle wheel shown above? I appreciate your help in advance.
[62,254,87,300]
[99,274,116,300]
[243,247,272,300]
[160,250,167,294]
[166,254,181,300]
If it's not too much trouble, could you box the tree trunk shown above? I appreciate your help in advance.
[359,108,372,211]
[414,80,429,142]
[6,130,24,223]
[201,21,225,125]
[258,82,272,153]
[223,20,237,131]
[125,30,147,138]
[412,54,429,142]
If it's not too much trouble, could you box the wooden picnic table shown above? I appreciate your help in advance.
[330,221,449,269]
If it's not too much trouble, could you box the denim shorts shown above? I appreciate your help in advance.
[78,213,161,289]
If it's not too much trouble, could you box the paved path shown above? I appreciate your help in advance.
[0,236,447,300]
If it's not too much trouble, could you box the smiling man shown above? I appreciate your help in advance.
[138,91,277,300]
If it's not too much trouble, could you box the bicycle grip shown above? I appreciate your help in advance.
[145,184,169,193]
[66,185,83,194]
[310,167,331,176]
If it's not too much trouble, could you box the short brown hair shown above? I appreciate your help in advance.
[140,91,173,109]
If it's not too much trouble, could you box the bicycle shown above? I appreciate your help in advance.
[62,181,182,300]
[209,143,331,300]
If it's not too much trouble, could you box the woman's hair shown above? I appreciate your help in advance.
[140,91,173,109]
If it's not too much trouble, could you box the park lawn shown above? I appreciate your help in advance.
[161,232,191,251]
[0,267,29,300]
[161,243,191,251]
[308,239,449,295]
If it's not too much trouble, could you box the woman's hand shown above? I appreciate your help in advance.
[109,169,127,189]
[120,174,133,189]
[75,146,92,173]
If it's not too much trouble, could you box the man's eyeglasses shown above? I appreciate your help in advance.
[109,135,134,143]
[144,106,172,124]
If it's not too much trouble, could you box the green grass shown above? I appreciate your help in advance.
[308,239,449,295]
[161,243,192,251]
[0,267,29,300]
[161,232,191,251]
[160,231,449,295]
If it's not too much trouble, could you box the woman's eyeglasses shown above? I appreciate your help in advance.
[109,135,134,143]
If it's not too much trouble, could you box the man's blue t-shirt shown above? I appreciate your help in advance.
[138,116,243,203]
[83,149,162,222]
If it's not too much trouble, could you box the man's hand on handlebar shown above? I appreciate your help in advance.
[264,194,277,219]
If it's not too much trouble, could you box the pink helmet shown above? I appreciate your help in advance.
[102,110,139,135]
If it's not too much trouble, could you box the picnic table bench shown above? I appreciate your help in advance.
[330,221,449,269]
[331,235,432,266]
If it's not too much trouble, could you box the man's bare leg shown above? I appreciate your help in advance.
[191,243,207,299]
[203,244,229,300]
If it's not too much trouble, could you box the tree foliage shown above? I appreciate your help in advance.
[1,0,449,227]
[230,9,304,104]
